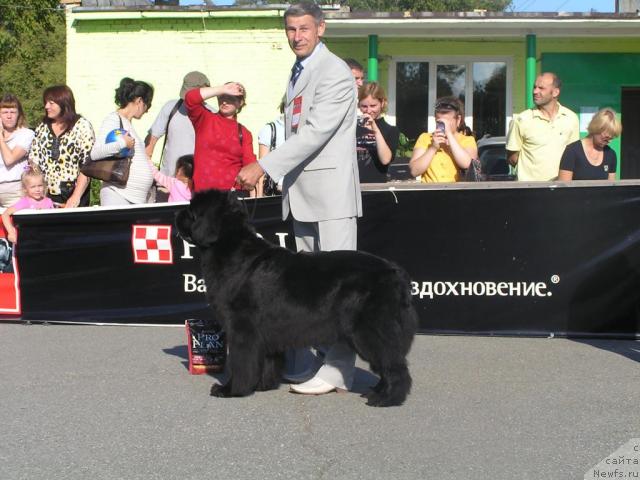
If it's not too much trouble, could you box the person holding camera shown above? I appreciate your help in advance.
[409,97,477,183]
[356,82,399,183]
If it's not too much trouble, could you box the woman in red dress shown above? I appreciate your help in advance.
[184,82,256,192]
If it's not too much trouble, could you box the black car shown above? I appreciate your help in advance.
[477,135,516,181]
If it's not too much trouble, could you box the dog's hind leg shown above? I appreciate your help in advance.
[369,371,387,394]
[352,307,415,406]
[367,360,412,407]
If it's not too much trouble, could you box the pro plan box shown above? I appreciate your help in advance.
[185,319,226,375]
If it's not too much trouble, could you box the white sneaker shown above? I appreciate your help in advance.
[289,376,345,395]
[282,368,315,384]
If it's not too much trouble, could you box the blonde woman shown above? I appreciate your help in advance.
[558,108,621,181]
[356,82,399,183]
[0,94,34,207]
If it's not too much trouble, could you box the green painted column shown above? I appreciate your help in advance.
[368,34,378,82]
[525,34,537,109]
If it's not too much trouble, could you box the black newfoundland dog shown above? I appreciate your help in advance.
[176,190,418,407]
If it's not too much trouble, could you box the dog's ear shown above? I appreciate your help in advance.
[224,190,249,220]
[174,207,194,243]
[178,191,224,247]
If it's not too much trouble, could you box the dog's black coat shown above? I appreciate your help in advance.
[176,190,418,406]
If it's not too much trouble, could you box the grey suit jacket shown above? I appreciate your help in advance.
[261,44,362,222]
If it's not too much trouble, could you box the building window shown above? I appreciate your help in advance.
[473,62,507,139]
[436,64,466,104]
[395,62,429,141]
[389,58,511,142]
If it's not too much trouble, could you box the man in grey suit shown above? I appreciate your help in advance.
[236,1,362,396]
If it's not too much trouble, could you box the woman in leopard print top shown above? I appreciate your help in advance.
[29,85,95,208]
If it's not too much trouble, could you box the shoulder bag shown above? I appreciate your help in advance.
[462,157,484,182]
[262,122,279,196]
[80,115,132,188]
[158,99,183,171]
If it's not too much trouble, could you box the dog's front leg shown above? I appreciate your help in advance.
[210,330,264,397]
[210,381,233,397]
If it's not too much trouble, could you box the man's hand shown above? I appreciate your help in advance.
[236,162,265,191]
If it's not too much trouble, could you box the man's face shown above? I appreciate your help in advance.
[352,68,364,87]
[533,74,559,108]
[285,14,325,59]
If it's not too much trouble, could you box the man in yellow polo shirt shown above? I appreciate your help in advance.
[507,72,579,181]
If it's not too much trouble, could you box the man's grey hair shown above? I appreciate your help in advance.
[284,1,324,25]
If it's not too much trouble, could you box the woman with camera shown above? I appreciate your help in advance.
[409,97,477,183]
[356,82,399,183]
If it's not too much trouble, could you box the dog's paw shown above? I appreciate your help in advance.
[255,380,280,392]
[365,391,404,407]
[210,383,232,397]
[365,391,384,407]
[371,380,385,394]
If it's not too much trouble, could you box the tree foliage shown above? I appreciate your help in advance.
[235,0,512,11]
[0,0,66,126]
[345,0,512,11]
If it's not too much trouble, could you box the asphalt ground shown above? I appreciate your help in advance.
[1,322,638,480]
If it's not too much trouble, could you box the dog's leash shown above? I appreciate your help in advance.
[230,187,258,222]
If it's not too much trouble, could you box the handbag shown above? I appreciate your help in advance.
[80,116,132,188]
[462,157,484,182]
[262,122,279,196]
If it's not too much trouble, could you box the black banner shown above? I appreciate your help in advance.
[11,183,640,338]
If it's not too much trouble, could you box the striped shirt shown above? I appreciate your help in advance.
[90,112,153,204]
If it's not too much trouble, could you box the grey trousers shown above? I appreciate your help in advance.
[289,217,358,390]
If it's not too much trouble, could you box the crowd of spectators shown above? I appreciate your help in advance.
[0,68,623,233]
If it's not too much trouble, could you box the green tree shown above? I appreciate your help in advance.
[344,0,511,11]
[235,0,512,11]
[0,0,66,127]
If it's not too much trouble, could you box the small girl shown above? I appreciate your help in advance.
[147,154,193,203]
[2,166,54,243]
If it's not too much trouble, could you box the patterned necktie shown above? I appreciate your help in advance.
[291,61,303,87]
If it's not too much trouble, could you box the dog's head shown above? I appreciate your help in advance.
[176,189,249,247]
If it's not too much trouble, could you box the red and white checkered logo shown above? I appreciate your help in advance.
[132,225,173,264]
